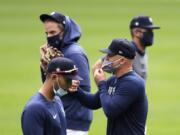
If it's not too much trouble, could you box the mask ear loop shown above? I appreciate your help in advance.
[59,31,63,40]
[56,77,61,90]
[52,81,57,95]
[56,77,67,92]
[112,58,122,69]
[52,76,60,92]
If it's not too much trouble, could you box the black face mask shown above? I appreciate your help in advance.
[47,33,63,49]
[141,31,154,47]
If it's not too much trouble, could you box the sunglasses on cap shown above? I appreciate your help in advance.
[51,68,78,75]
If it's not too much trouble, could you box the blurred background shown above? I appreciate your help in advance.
[0,0,180,134]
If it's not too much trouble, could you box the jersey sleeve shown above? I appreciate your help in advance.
[74,88,101,110]
[21,104,46,135]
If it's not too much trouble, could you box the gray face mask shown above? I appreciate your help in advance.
[53,79,68,97]
[102,58,121,74]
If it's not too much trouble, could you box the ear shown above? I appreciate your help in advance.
[60,31,64,37]
[119,57,126,65]
[51,74,58,80]
[133,29,142,38]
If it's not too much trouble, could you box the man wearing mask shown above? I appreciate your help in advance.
[129,16,160,80]
[70,38,148,135]
[21,57,82,135]
[39,12,92,135]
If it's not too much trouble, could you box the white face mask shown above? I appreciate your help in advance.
[53,78,68,97]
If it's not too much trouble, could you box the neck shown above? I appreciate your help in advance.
[39,79,54,101]
[133,37,145,53]
[115,65,133,78]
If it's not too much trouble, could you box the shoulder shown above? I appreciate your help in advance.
[21,103,46,124]
[23,102,46,117]
[63,45,89,66]
[118,72,145,94]
[63,43,86,55]
[124,72,145,87]
[22,94,47,117]
[133,52,148,79]
[134,52,148,61]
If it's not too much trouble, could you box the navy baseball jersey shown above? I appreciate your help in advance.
[21,92,66,135]
[75,71,148,135]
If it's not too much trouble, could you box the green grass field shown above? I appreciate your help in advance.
[0,0,180,134]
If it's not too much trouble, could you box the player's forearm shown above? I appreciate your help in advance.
[75,87,101,110]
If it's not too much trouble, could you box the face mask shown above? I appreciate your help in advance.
[102,58,121,74]
[141,31,154,46]
[53,78,68,97]
[47,33,63,49]
[54,87,68,97]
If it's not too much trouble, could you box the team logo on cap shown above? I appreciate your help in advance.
[51,12,56,15]
[135,22,139,26]
[56,68,60,72]
[118,50,123,54]
[62,20,66,25]
[149,17,153,23]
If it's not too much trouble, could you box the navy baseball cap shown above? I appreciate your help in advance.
[100,38,136,59]
[130,16,160,29]
[40,11,66,26]
[47,57,82,80]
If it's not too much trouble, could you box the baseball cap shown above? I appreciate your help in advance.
[40,11,66,26]
[130,16,160,29]
[100,38,136,59]
[47,57,82,80]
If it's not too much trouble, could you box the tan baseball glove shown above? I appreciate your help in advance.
[40,44,64,71]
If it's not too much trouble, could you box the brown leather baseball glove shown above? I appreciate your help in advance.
[40,44,64,71]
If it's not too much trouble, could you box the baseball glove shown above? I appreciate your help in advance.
[40,45,64,71]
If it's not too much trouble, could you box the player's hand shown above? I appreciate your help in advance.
[93,68,106,85]
[92,59,103,75]
[68,80,80,92]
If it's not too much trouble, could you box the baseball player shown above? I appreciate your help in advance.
[39,12,92,135]
[21,57,82,135]
[129,16,160,80]
[70,38,148,135]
